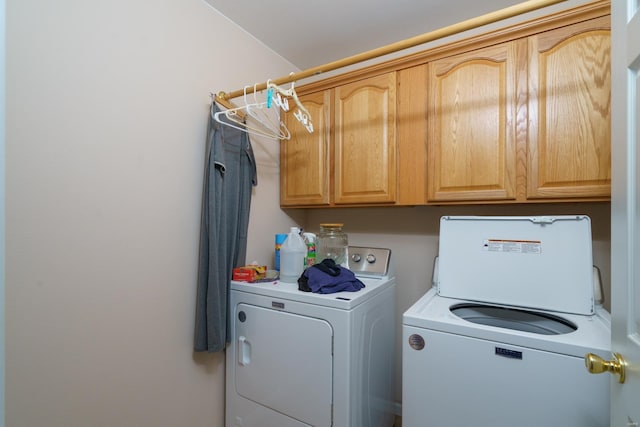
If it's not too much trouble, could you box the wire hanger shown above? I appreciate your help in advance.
[266,81,314,133]
[213,86,290,140]
[245,82,291,140]
[212,78,314,137]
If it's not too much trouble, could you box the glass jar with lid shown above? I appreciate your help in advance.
[316,223,349,267]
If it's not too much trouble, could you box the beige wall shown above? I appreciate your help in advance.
[6,0,611,425]
[5,0,295,426]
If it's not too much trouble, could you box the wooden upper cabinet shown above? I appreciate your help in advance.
[281,72,400,207]
[334,73,397,204]
[280,90,330,206]
[279,1,610,207]
[527,16,611,199]
[427,41,523,202]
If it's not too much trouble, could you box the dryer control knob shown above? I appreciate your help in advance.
[366,254,376,263]
[351,253,362,263]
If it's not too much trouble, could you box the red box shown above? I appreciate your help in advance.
[232,265,267,282]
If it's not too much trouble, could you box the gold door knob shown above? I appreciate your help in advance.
[584,352,626,384]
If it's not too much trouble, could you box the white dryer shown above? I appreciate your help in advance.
[226,246,397,427]
[402,216,611,427]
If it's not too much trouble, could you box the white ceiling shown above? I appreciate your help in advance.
[204,0,528,70]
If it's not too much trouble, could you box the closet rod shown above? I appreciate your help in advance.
[216,0,566,103]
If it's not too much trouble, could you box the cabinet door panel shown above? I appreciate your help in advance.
[334,73,397,204]
[527,17,611,199]
[280,91,330,206]
[428,42,520,202]
[397,65,428,205]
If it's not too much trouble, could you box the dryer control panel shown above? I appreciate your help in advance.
[348,246,391,278]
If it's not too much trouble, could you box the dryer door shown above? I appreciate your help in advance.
[235,303,333,427]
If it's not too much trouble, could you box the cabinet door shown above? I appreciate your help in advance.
[280,90,330,206]
[427,42,522,202]
[527,17,611,199]
[334,73,397,204]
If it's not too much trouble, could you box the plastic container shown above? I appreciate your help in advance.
[303,232,317,267]
[316,223,349,267]
[279,227,307,282]
[274,233,287,271]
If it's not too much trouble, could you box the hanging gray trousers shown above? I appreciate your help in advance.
[194,103,257,353]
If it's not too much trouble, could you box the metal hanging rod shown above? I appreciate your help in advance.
[216,0,566,104]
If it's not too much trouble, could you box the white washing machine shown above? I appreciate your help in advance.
[226,246,397,427]
[402,216,611,427]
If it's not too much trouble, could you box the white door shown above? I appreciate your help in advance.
[234,304,333,427]
[610,0,640,425]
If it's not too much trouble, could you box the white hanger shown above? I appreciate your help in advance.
[212,103,284,139]
[266,82,289,112]
[212,86,290,140]
[266,81,314,133]
[245,82,291,140]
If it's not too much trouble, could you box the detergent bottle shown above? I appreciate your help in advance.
[279,227,306,282]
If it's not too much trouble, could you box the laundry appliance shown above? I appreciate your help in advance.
[402,215,611,427]
[226,246,397,427]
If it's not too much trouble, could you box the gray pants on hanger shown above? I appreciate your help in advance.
[194,103,257,353]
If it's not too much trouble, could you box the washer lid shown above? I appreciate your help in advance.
[437,215,594,315]
[449,303,577,335]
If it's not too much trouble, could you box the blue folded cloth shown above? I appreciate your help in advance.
[298,259,365,294]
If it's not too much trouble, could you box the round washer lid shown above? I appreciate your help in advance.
[450,303,577,335]
[437,215,594,315]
